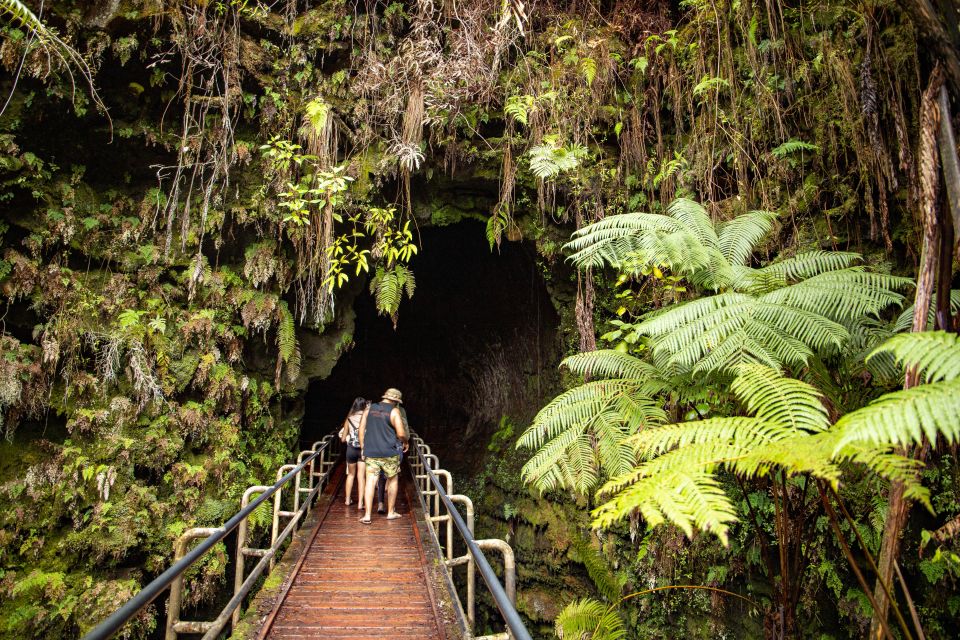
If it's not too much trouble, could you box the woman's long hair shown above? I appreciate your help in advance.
[349,397,369,415]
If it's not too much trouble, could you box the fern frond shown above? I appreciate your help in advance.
[832,380,960,450]
[561,350,659,380]
[628,417,792,458]
[518,378,664,492]
[665,198,719,249]
[731,364,830,433]
[564,213,687,270]
[867,331,960,382]
[759,268,909,322]
[595,467,738,544]
[555,598,626,640]
[571,535,626,602]
[370,264,416,321]
[717,210,778,266]
[750,251,861,290]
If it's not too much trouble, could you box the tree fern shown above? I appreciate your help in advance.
[518,354,667,493]
[555,598,626,640]
[564,198,910,375]
[593,365,926,544]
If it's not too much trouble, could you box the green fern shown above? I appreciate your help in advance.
[276,300,300,382]
[370,264,416,325]
[518,351,667,493]
[571,534,626,602]
[593,364,926,545]
[771,138,819,158]
[566,198,910,375]
[555,598,626,640]
[528,138,587,180]
[504,94,533,126]
[831,331,960,451]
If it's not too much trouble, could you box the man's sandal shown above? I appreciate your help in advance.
[359,517,372,524]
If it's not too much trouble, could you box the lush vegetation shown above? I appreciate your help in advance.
[0,0,957,639]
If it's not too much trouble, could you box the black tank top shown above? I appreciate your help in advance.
[364,402,400,457]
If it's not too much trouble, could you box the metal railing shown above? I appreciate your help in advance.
[83,433,341,640]
[409,430,532,640]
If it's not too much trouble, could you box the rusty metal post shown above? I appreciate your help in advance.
[450,494,475,628]
[233,486,271,627]
[434,469,454,560]
[477,538,517,639]
[166,528,223,640]
[272,464,296,570]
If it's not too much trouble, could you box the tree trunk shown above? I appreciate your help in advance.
[902,0,960,96]
[869,66,944,640]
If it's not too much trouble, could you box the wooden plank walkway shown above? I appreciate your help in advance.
[261,475,446,640]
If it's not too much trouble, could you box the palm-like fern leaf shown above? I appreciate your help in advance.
[555,598,626,640]
[665,198,719,249]
[832,380,960,450]
[592,365,932,544]
[561,350,660,380]
[730,364,829,433]
[717,210,778,266]
[868,331,960,382]
[517,378,666,493]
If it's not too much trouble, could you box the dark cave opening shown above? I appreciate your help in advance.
[303,221,562,474]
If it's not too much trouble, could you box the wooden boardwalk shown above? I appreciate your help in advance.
[260,476,447,639]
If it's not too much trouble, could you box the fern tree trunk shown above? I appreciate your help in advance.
[869,66,945,640]
[902,0,960,96]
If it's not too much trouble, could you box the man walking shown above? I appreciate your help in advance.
[358,387,408,523]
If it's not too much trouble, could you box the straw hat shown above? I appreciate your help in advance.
[382,388,403,404]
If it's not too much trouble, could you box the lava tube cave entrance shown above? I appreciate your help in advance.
[303,221,562,474]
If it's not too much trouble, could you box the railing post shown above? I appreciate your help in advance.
[434,469,454,560]
[450,494,476,628]
[272,464,295,570]
[166,528,223,640]
[233,485,271,627]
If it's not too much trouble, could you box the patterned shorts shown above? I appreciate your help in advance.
[365,456,401,478]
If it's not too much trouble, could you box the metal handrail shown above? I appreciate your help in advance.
[83,432,340,640]
[409,430,532,640]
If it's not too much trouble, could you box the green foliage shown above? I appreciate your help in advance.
[518,350,667,493]
[832,332,960,450]
[593,360,936,544]
[370,264,415,327]
[555,598,626,640]
[276,300,300,382]
[571,534,626,601]
[565,198,910,374]
[528,136,588,180]
[770,139,819,158]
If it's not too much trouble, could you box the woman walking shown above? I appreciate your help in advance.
[339,397,369,508]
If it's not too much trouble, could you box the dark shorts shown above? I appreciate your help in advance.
[346,444,362,464]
